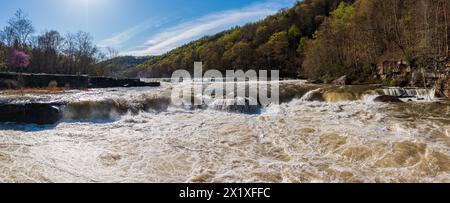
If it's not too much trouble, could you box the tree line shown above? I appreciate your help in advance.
[303,0,449,83]
[0,10,110,75]
[134,0,449,82]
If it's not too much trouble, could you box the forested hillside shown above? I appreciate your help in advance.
[135,0,449,83]
[98,56,153,78]
[304,0,449,83]
[136,0,352,78]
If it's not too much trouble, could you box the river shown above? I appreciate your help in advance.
[0,80,449,182]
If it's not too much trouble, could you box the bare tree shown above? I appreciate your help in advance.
[3,9,35,49]
[106,47,119,60]
[62,31,98,74]
[31,30,64,73]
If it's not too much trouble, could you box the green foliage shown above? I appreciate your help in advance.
[268,31,289,57]
[98,56,153,78]
[382,78,400,87]
[288,25,301,39]
[136,0,347,78]
[297,37,309,54]
[330,2,356,30]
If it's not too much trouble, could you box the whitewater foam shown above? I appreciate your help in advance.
[1,81,449,183]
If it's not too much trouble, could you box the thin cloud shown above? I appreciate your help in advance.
[98,19,162,48]
[122,0,297,56]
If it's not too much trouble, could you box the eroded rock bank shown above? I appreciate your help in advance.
[0,103,63,125]
[376,60,450,98]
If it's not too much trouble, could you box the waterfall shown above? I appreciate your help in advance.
[381,88,436,101]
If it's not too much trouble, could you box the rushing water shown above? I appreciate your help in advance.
[0,81,449,183]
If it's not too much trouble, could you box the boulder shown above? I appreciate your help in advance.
[332,75,350,85]
[373,95,402,103]
[300,89,324,102]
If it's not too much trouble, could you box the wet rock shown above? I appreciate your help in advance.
[373,95,402,103]
[332,75,350,85]
[307,79,323,84]
[300,89,324,102]
[376,60,449,99]
[88,77,160,88]
[323,92,357,103]
[0,103,63,125]
[209,97,261,114]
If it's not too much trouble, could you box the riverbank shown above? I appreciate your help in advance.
[0,72,160,89]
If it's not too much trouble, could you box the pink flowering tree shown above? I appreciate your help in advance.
[6,49,30,72]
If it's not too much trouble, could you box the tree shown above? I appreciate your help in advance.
[136,0,347,78]
[3,10,35,49]
[0,43,6,71]
[7,49,30,72]
[31,30,64,73]
[74,31,98,74]
[106,47,119,60]
[62,31,99,75]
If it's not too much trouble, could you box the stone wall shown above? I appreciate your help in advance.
[0,72,160,89]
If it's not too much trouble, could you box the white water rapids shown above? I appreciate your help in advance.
[0,81,449,183]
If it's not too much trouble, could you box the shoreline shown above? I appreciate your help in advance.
[0,72,160,89]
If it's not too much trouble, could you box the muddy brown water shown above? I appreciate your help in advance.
[0,81,449,182]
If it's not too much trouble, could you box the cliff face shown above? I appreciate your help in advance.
[376,61,450,98]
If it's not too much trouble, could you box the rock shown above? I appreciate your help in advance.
[332,75,349,85]
[0,79,21,89]
[0,103,63,125]
[88,77,160,88]
[373,95,402,103]
[300,89,324,102]
[306,79,323,84]
[0,72,160,89]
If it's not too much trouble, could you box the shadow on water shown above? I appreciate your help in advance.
[0,122,59,132]
[0,118,120,132]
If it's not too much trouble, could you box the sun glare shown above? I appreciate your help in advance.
[66,0,104,9]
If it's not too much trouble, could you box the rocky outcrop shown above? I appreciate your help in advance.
[376,60,450,98]
[0,103,63,125]
[88,77,159,88]
[0,72,160,89]
[373,95,402,103]
[332,75,350,85]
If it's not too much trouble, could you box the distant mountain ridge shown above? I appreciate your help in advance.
[98,55,155,78]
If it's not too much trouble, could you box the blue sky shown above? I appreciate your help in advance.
[0,0,297,56]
